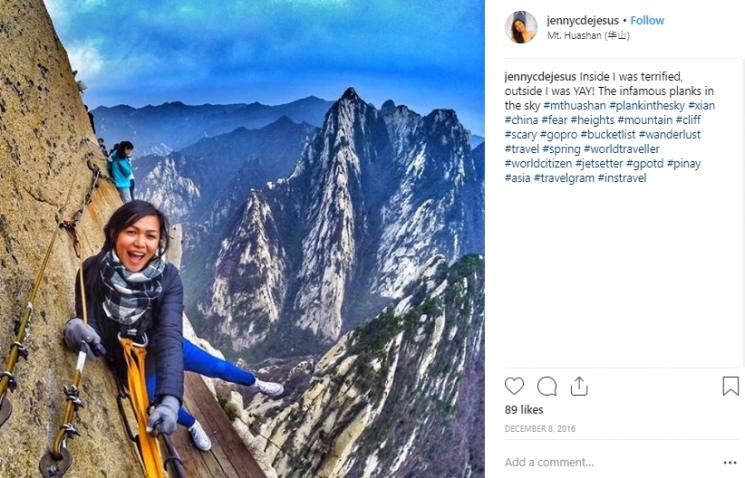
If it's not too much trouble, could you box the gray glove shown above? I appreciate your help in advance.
[63,318,106,357]
[147,395,180,436]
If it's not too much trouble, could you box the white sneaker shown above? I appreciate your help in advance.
[254,379,284,398]
[188,420,212,451]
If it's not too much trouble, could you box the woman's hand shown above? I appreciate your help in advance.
[63,318,106,357]
[147,395,180,435]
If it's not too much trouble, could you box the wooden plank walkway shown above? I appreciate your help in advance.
[171,372,267,478]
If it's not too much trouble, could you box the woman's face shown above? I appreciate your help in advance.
[514,20,526,33]
[115,215,161,272]
[124,147,134,157]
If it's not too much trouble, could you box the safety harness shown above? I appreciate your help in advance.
[121,334,167,478]
[113,335,185,478]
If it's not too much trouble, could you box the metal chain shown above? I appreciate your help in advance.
[40,160,108,476]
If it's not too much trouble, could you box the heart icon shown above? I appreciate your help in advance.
[505,377,524,395]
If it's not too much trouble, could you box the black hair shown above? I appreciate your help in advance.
[116,140,134,157]
[512,19,525,43]
[102,200,170,257]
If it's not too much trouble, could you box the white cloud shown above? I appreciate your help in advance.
[67,42,104,79]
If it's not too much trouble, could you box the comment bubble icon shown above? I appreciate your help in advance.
[537,376,558,396]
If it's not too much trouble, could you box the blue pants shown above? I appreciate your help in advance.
[146,338,256,427]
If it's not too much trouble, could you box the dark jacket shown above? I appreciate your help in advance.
[75,251,184,404]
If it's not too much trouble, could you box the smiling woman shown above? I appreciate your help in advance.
[62,200,285,452]
[113,215,162,272]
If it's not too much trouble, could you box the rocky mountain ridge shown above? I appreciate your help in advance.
[94,96,332,156]
[192,87,485,361]
[136,115,316,245]
[230,255,485,478]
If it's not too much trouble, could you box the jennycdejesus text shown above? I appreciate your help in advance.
[547,16,620,28]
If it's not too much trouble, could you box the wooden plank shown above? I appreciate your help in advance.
[183,375,240,478]
[172,427,217,477]
[170,372,267,478]
[175,387,235,477]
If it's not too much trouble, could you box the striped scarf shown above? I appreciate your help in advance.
[100,250,166,325]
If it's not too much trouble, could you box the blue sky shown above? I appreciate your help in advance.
[44,0,484,135]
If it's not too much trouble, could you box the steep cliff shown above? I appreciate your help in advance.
[0,1,142,475]
[137,117,316,227]
[192,88,484,361]
[234,255,485,478]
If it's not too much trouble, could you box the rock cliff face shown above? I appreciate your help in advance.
[235,255,485,478]
[0,1,142,475]
[138,156,201,220]
[138,117,316,227]
[192,88,484,361]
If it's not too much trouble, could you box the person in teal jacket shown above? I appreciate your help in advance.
[109,141,135,202]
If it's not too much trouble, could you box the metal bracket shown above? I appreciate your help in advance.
[13,342,28,361]
[61,423,80,439]
[1,371,17,392]
[0,396,11,428]
[61,384,84,412]
[63,384,80,398]
[39,447,73,478]
[115,392,137,442]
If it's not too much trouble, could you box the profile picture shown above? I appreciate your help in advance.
[506,11,537,44]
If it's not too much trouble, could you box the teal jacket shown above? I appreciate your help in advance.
[108,151,134,189]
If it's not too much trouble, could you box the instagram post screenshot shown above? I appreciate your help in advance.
[5,0,743,476]
[0,1,484,477]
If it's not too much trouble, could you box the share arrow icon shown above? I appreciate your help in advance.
[571,376,588,397]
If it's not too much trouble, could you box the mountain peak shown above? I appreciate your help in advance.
[426,108,459,125]
[93,104,135,113]
[341,87,360,101]
[380,99,396,115]
[273,114,295,125]
[320,87,373,134]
